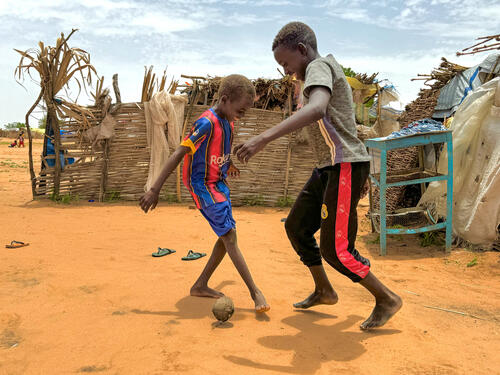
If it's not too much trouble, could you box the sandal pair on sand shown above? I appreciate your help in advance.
[5,241,29,249]
[152,248,206,260]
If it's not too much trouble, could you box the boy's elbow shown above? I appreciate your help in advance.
[311,105,327,120]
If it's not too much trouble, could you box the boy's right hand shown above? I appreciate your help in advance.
[140,189,159,213]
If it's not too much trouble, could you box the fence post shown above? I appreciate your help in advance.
[283,85,293,200]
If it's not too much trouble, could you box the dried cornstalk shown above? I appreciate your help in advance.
[14,29,98,197]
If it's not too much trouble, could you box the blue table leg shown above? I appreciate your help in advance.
[446,134,453,252]
[380,149,387,256]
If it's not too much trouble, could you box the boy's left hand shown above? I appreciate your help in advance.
[139,189,159,213]
[233,135,266,163]
[227,163,240,178]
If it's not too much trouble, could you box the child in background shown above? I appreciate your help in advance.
[18,131,25,147]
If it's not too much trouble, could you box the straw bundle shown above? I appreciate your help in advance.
[142,66,178,102]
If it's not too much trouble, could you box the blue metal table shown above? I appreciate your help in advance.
[365,130,453,255]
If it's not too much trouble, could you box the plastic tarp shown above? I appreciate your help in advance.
[46,130,75,168]
[370,80,404,137]
[144,91,187,192]
[419,78,500,247]
[433,53,500,119]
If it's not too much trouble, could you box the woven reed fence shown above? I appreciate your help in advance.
[1,130,44,139]
[34,104,317,205]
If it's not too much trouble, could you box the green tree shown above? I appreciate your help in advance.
[3,122,25,130]
[341,65,356,78]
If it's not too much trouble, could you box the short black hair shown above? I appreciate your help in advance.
[272,21,317,51]
[218,74,256,102]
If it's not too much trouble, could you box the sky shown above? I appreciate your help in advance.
[0,0,499,126]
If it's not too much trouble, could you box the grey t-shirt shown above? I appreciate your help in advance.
[303,54,370,167]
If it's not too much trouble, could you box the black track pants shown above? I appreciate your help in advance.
[285,162,371,282]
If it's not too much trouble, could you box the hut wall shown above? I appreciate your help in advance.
[35,104,318,205]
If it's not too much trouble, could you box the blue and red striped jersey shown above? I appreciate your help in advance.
[181,108,233,209]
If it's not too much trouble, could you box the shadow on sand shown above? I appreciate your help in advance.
[225,310,401,374]
[129,280,269,323]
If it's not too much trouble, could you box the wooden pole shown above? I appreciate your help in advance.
[112,74,122,103]
[176,83,198,202]
[283,85,293,199]
[25,90,44,198]
[44,29,78,198]
[376,83,382,126]
[99,139,110,202]
[47,103,62,197]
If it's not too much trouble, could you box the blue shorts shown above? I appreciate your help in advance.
[200,200,236,237]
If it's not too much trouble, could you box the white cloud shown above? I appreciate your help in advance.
[0,0,498,124]
[322,0,500,38]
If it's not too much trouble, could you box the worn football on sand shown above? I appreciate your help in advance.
[212,296,234,322]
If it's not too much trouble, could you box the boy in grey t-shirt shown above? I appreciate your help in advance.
[234,22,401,330]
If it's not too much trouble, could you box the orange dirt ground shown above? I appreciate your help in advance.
[1,138,499,375]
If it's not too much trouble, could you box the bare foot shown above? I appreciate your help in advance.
[360,293,402,330]
[252,289,270,313]
[190,285,224,298]
[293,289,338,309]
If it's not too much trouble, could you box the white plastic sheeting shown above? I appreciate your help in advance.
[144,91,187,192]
[418,78,500,247]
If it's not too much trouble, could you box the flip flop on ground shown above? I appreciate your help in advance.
[181,250,206,261]
[152,247,176,257]
[5,241,29,249]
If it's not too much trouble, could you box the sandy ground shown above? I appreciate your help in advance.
[0,138,499,375]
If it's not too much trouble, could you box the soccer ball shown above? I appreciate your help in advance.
[212,296,234,322]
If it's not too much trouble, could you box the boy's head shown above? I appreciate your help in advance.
[217,74,255,122]
[272,22,318,81]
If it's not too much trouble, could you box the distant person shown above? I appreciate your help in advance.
[8,139,18,148]
[234,22,401,329]
[18,131,25,147]
[140,74,270,313]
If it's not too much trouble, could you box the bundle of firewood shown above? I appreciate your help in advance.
[398,58,468,127]
[457,34,500,56]
[411,58,468,89]
[179,75,293,111]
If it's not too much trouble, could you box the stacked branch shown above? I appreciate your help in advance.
[457,34,500,56]
[399,57,468,126]
[179,74,294,111]
[410,57,468,89]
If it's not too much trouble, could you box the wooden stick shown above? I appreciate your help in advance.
[25,90,44,198]
[112,74,122,104]
[181,74,207,80]
[177,86,199,202]
[423,305,491,321]
[283,86,293,199]
[99,139,110,202]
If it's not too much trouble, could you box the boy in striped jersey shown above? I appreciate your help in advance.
[140,74,269,313]
[235,22,401,329]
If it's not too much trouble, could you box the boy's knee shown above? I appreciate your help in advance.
[220,228,237,245]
